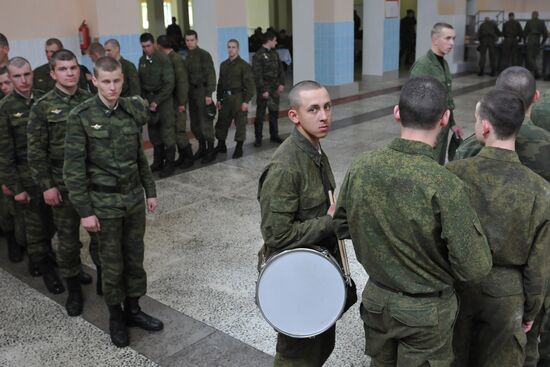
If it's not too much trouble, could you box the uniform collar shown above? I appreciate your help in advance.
[54,86,81,102]
[12,89,35,106]
[522,116,534,126]
[95,95,119,116]
[291,128,324,166]
[477,146,521,163]
[388,138,435,159]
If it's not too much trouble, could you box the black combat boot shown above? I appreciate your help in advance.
[149,144,165,172]
[65,275,83,316]
[28,260,42,277]
[175,144,194,169]
[40,259,65,294]
[124,297,164,331]
[108,304,129,347]
[232,142,243,159]
[79,269,93,285]
[96,265,103,296]
[477,68,484,76]
[201,140,216,164]
[214,140,227,153]
[193,139,206,160]
[6,231,23,263]
[159,146,176,178]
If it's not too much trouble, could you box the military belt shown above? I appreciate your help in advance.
[90,182,138,194]
[369,278,453,298]
[50,158,64,168]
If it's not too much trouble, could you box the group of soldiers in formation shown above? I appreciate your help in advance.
[0,27,286,348]
[477,11,549,79]
[257,22,550,367]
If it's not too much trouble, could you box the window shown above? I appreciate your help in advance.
[141,2,149,30]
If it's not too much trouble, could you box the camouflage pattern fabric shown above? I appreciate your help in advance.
[166,50,190,148]
[119,57,141,98]
[524,18,548,76]
[531,90,550,133]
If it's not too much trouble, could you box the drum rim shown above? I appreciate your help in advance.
[255,247,347,338]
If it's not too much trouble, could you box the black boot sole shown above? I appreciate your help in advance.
[66,293,83,317]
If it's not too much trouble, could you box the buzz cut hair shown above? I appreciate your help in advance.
[0,33,8,48]
[93,56,121,77]
[8,56,31,70]
[45,38,63,49]
[49,49,78,70]
[431,22,454,37]
[184,30,198,39]
[288,80,326,108]
[496,66,536,109]
[139,32,155,44]
[156,35,172,49]
[88,42,105,56]
[399,76,448,129]
[228,39,240,48]
[104,38,120,49]
[0,66,8,75]
[478,89,525,139]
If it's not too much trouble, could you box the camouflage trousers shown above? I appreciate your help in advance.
[148,97,176,148]
[255,91,280,140]
[188,87,214,141]
[215,94,248,143]
[175,107,190,148]
[18,189,55,263]
[361,280,458,367]
[0,193,26,246]
[525,296,550,367]
[51,191,99,278]
[96,199,147,305]
[274,325,335,367]
[452,284,526,367]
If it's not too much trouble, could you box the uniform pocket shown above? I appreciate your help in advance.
[391,303,438,327]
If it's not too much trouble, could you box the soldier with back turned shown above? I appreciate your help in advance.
[477,17,501,76]
[524,11,548,79]
[502,12,523,69]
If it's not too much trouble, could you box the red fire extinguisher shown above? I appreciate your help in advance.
[79,20,90,53]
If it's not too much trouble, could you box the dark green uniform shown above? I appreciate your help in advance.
[258,128,337,366]
[333,138,492,366]
[531,90,550,132]
[138,50,175,148]
[477,20,501,75]
[447,147,550,367]
[27,87,99,279]
[63,95,156,306]
[410,50,456,164]
[33,63,91,92]
[119,57,141,98]
[166,50,190,148]
[184,47,216,141]
[253,46,285,142]
[0,90,55,264]
[216,56,255,143]
[524,18,548,78]
[502,19,523,68]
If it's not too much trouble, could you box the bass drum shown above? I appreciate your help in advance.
[256,247,346,338]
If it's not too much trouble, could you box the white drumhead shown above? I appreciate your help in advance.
[256,248,346,338]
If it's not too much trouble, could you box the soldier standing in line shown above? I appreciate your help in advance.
[214,39,255,159]
[138,32,176,178]
[477,17,501,76]
[156,35,194,169]
[64,56,163,348]
[448,90,550,367]
[0,57,64,294]
[87,42,105,62]
[502,12,523,69]
[0,66,12,96]
[410,23,463,164]
[253,30,285,147]
[28,49,98,316]
[0,33,8,69]
[183,30,217,163]
[103,39,141,98]
[333,76,492,366]
[258,81,338,366]
[524,11,548,79]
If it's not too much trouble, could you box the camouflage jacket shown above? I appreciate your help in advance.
[33,63,90,93]
[216,55,255,103]
[252,46,285,93]
[138,50,174,105]
[167,50,188,107]
[524,18,548,43]
[333,138,492,294]
[258,128,337,259]
[0,89,44,194]
[184,47,216,96]
[503,19,523,40]
[120,57,141,98]
[27,87,92,193]
[478,20,501,42]
[531,91,550,133]
[447,147,550,320]
[63,95,156,219]
[455,117,550,181]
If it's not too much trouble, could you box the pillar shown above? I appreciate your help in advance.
[292,0,315,82]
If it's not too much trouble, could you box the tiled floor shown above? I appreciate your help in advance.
[1,73,545,366]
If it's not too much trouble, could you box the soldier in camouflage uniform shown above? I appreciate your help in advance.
[524,11,548,79]
[477,17,501,76]
[0,33,8,70]
[253,30,285,147]
[531,89,550,132]
[502,12,523,69]
[183,30,217,163]
[448,90,550,367]
[214,39,255,159]
[156,35,193,169]
[0,57,64,294]
[64,56,163,348]
[258,81,338,366]
[333,76,492,366]
[410,23,464,164]
[104,39,141,98]
[28,49,98,316]
[138,33,176,177]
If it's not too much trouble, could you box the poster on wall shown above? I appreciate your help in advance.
[385,0,399,18]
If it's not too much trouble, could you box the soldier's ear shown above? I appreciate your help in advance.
[533,89,541,103]
[439,109,450,127]
[288,107,300,125]
[393,105,401,124]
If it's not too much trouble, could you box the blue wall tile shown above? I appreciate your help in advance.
[383,19,399,72]
[217,27,249,66]
[314,22,354,85]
